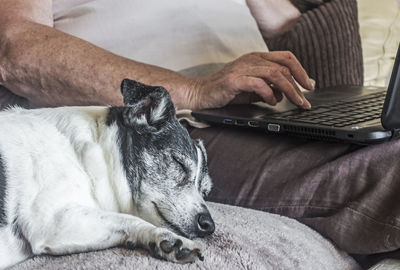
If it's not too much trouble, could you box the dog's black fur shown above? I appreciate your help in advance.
[107,79,199,213]
[0,153,6,226]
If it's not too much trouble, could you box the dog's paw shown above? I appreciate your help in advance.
[149,228,203,263]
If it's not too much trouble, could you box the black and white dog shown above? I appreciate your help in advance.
[0,79,214,268]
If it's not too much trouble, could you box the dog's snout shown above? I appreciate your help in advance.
[195,213,215,237]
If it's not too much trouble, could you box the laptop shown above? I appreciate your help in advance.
[192,44,400,144]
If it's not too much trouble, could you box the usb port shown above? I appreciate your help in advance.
[248,121,260,127]
[267,123,280,132]
[223,119,234,125]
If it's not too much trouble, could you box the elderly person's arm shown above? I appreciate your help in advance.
[0,0,315,110]
[0,0,185,108]
[247,0,363,89]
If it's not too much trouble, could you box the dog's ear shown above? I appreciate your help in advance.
[195,139,208,163]
[120,79,176,130]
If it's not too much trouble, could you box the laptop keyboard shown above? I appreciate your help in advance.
[269,92,386,127]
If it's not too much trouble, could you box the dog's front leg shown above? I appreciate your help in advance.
[29,206,203,263]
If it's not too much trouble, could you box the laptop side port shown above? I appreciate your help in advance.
[223,118,234,125]
[267,123,281,132]
[248,121,260,127]
[235,120,246,126]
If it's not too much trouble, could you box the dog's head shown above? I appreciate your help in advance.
[107,79,214,239]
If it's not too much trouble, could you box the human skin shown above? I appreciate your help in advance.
[0,0,313,110]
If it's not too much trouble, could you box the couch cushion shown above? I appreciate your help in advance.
[11,202,359,270]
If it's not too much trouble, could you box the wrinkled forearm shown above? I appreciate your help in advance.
[0,19,193,108]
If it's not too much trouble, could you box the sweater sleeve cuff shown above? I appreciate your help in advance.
[267,0,363,88]
[289,0,326,13]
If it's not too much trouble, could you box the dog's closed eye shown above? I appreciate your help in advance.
[173,156,189,187]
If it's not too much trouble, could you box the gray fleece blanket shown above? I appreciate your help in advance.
[11,202,360,270]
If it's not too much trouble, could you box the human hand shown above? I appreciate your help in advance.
[186,51,314,110]
[246,0,301,39]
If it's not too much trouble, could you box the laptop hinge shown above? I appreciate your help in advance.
[391,129,400,139]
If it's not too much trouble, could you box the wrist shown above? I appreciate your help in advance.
[168,76,203,111]
[126,63,202,110]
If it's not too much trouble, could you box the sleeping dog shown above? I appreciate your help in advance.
[0,79,214,269]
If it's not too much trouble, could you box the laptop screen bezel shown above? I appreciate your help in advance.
[381,43,400,130]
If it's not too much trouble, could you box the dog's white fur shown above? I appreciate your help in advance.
[0,106,206,268]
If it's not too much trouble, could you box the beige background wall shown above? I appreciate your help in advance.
[358,0,400,86]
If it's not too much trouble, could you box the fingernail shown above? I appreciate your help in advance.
[308,79,316,90]
[304,99,312,110]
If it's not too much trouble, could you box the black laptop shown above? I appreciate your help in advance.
[192,44,400,144]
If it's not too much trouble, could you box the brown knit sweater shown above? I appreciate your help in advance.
[0,0,363,109]
[267,0,363,89]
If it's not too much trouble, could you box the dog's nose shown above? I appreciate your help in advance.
[195,213,215,237]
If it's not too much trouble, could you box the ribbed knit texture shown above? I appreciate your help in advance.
[267,0,364,89]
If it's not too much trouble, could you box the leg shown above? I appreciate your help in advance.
[0,227,31,269]
[27,206,202,263]
[189,126,400,254]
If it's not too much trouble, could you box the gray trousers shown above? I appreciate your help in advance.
[189,125,400,255]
